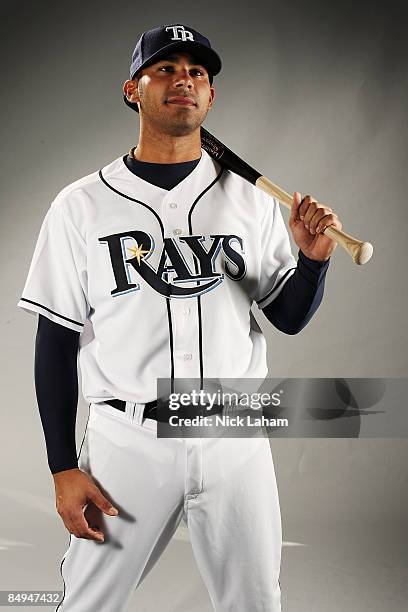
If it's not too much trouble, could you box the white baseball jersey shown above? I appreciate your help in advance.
[17,149,296,405]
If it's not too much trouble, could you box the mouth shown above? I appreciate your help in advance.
[166,96,197,107]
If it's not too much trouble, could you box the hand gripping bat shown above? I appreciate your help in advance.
[200,127,373,265]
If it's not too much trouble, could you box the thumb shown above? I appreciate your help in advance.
[289,191,302,225]
[89,488,118,516]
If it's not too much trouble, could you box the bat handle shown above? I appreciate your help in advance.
[255,176,373,265]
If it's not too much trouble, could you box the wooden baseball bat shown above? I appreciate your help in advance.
[200,127,373,265]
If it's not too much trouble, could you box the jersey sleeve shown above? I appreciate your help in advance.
[17,202,90,333]
[254,195,297,310]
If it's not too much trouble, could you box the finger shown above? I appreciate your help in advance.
[298,195,317,222]
[89,487,118,517]
[66,509,105,541]
[303,201,333,231]
[289,191,302,224]
[301,198,319,227]
[308,207,334,234]
[315,213,342,234]
[80,524,105,541]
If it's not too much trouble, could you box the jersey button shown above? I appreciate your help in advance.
[173,228,183,235]
[183,306,191,316]
[169,202,178,209]
[183,353,193,361]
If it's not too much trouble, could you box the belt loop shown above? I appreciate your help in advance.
[125,401,134,421]
[133,403,144,425]
[223,402,233,417]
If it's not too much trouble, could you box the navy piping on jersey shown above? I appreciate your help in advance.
[19,297,84,327]
[98,169,166,235]
[98,167,176,393]
[98,165,224,395]
[187,167,224,389]
[256,266,297,306]
[166,301,175,389]
[55,545,68,612]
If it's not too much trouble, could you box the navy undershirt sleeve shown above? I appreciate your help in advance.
[261,249,330,334]
[35,315,80,474]
[34,156,202,474]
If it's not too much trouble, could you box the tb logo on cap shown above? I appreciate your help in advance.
[165,25,194,42]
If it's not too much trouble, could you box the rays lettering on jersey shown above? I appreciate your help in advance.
[98,230,246,299]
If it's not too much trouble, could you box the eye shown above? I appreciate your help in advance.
[191,68,205,76]
[159,65,174,72]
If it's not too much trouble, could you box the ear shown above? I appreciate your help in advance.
[123,79,140,104]
[207,85,215,110]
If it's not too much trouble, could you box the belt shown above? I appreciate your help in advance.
[106,399,158,419]
[105,399,224,423]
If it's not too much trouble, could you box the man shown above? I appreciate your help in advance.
[17,24,341,612]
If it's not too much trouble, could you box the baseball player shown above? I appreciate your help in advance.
[17,24,342,612]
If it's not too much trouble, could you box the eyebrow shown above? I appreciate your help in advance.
[159,54,207,69]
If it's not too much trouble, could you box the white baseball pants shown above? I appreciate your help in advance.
[56,401,282,611]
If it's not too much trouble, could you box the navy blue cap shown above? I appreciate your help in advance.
[124,24,221,112]
[130,24,221,80]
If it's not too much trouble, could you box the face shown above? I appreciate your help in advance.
[123,52,215,136]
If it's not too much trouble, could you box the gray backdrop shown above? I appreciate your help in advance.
[2,1,407,610]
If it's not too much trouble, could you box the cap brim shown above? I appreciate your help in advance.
[130,40,221,80]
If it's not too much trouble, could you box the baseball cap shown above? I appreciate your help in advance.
[124,24,222,112]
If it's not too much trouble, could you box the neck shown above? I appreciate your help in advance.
[133,122,202,163]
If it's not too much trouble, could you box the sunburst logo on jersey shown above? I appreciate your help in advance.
[127,243,151,265]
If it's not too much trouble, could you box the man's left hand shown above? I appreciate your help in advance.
[288,192,342,262]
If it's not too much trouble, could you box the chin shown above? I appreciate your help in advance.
[165,121,201,137]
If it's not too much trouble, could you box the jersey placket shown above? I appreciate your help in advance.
[161,193,200,382]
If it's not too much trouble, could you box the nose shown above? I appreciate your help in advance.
[174,67,193,89]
